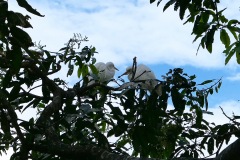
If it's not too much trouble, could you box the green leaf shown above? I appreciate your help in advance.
[201,11,210,24]
[7,11,32,28]
[219,14,228,23]
[228,19,239,26]
[163,0,176,12]
[227,26,238,40]
[209,88,213,95]
[207,137,214,154]
[2,70,12,88]
[171,87,186,115]
[220,29,230,47]
[150,0,156,4]
[89,64,98,75]
[67,63,74,77]
[236,43,240,64]
[201,39,206,50]
[1,111,10,135]
[200,137,208,148]
[10,46,23,74]
[179,0,190,20]
[0,1,8,23]
[236,52,240,64]
[9,83,20,101]
[10,26,33,48]
[198,79,213,85]
[217,81,222,89]
[81,64,89,78]
[192,15,201,35]
[174,0,180,11]
[206,26,216,53]
[225,47,235,65]
[217,124,229,136]
[77,66,82,78]
[16,0,44,17]
[195,107,203,126]
[157,0,162,6]
[204,95,208,110]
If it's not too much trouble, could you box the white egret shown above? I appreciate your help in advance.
[88,62,118,85]
[121,64,162,95]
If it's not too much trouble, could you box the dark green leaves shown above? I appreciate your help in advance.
[150,0,156,3]
[9,46,23,74]
[9,83,20,102]
[16,0,44,17]
[179,0,191,20]
[10,26,33,48]
[1,70,12,89]
[207,137,214,154]
[151,0,240,64]
[205,25,216,53]
[220,29,230,48]
[171,87,186,114]
[163,0,176,12]
[7,11,32,28]
[224,42,240,65]
[0,1,8,23]
[198,79,214,85]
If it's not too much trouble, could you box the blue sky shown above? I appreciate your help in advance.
[3,0,240,158]
[10,0,238,109]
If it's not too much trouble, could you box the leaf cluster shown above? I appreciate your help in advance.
[0,1,239,160]
[150,0,240,64]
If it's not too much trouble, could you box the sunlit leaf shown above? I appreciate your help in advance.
[89,64,98,75]
[220,29,230,47]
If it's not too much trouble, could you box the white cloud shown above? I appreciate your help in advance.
[2,0,240,158]
[205,100,240,125]
[8,0,230,69]
[226,73,240,81]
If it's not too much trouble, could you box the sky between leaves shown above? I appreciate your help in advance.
[2,0,240,158]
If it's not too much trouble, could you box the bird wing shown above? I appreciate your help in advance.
[95,62,107,82]
[134,64,156,80]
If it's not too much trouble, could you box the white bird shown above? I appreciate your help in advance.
[121,64,162,95]
[88,62,118,85]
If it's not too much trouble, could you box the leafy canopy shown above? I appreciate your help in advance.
[151,0,240,65]
[0,1,240,160]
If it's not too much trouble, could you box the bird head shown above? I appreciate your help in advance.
[106,62,119,71]
[120,66,132,76]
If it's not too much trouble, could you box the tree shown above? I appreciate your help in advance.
[150,0,240,65]
[0,0,240,160]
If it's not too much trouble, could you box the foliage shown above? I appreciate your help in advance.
[0,0,240,160]
[150,0,240,65]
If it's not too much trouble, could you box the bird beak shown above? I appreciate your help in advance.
[114,67,119,71]
[119,71,128,78]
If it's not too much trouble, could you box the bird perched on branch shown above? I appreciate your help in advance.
[88,62,118,85]
[121,64,162,96]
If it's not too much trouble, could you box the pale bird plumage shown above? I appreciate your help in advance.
[122,64,162,96]
[88,62,118,85]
